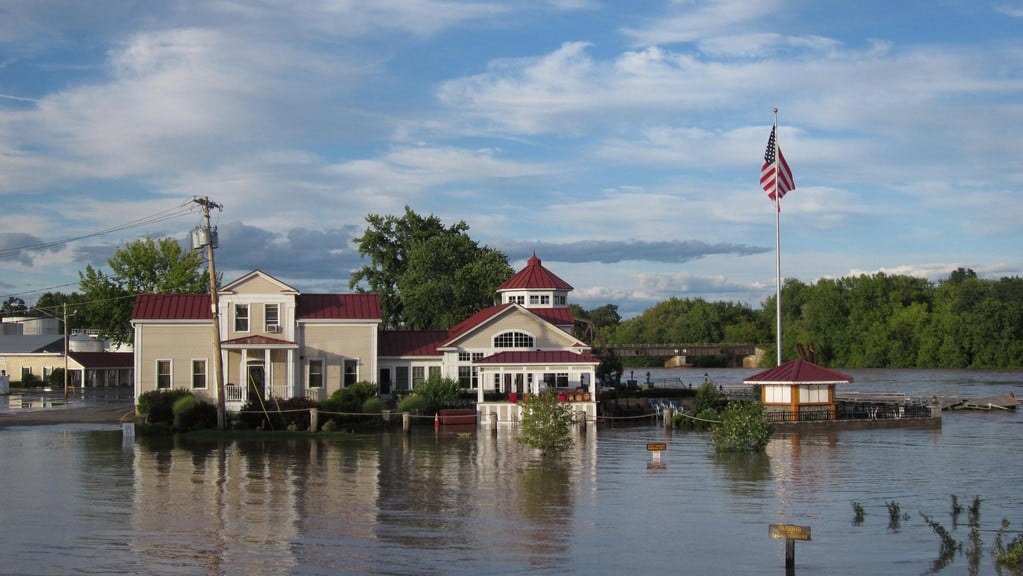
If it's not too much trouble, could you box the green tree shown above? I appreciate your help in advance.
[398,234,511,330]
[1,296,27,317]
[350,206,511,329]
[517,393,574,457]
[79,237,209,344]
[30,292,89,333]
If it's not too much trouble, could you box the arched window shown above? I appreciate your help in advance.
[493,331,534,349]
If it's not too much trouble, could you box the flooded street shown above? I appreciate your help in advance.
[1,369,1021,575]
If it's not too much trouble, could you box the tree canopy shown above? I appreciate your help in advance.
[349,206,512,330]
[79,237,209,344]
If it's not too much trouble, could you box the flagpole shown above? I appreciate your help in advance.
[773,108,782,366]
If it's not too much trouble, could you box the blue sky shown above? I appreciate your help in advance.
[2,0,1022,318]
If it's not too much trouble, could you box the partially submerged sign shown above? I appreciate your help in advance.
[646,442,667,469]
[769,524,811,541]
[769,524,812,570]
[646,442,667,451]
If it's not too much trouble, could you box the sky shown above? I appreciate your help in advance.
[2,0,1022,319]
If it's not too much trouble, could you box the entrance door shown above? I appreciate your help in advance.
[379,368,391,395]
[247,363,266,403]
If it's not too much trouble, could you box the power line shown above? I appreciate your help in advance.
[0,200,199,259]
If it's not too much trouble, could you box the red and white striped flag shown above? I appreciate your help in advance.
[760,127,794,202]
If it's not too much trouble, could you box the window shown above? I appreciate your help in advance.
[429,366,440,379]
[457,352,484,388]
[412,366,425,388]
[308,360,324,389]
[265,304,279,332]
[764,385,791,403]
[554,295,566,306]
[235,304,249,332]
[540,295,550,305]
[529,295,540,305]
[192,360,207,389]
[156,360,171,389]
[494,331,534,349]
[343,359,357,387]
[800,385,828,403]
[544,373,569,388]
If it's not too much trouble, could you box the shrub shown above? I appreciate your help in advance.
[321,382,378,414]
[47,368,67,389]
[362,397,384,414]
[517,393,574,457]
[397,394,428,413]
[709,400,772,453]
[139,389,194,425]
[172,395,217,431]
[411,375,460,407]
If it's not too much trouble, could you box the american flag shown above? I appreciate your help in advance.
[760,127,794,202]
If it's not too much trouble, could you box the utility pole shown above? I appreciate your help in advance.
[63,303,69,403]
[193,197,226,429]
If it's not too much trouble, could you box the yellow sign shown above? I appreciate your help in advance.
[769,524,811,541]
[646,443,667,451]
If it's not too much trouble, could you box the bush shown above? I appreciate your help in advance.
[321,382,378,414]
[139,389,194,425]
[710,401,772,453]
[47,368,67,389]
[412,375,460,407]
[397,394,428,413]
[517,393,574,457]
[362,397,384,414]
[172,395,217,431]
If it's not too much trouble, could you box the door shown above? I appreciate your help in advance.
[247,363,266,403]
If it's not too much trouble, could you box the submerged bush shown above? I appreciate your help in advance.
[517,393,574,457]
[172,395,217,431]
[709,401,772,453]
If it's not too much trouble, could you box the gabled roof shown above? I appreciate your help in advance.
[441,304,584,349]
[743,359,853,385]
[297,294,381,321]
[68,351,133,369]
[379,331,448,357]
[220,269,298,294]
[221,335,296,347]
[475,350,599,365]
[498,253,573,292]
[132,294,212,321]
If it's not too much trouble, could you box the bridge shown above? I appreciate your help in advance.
[596,343,759,367]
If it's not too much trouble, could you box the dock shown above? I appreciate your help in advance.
[949,392,1019,412]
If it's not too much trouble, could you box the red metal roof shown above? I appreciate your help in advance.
[743,359,853,384]
[445,304,512,342]
[68,351,134,369]
[498,253,573,291]
[297,293,381,321]
[379,331,448,356]
[132,294,212,320]
[476,350,599,364]
[132,293,381,321]
[529,307,575,326]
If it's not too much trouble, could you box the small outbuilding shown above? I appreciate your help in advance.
[744,359,853,422]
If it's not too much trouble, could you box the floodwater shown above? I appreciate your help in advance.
[1,369,1021,575]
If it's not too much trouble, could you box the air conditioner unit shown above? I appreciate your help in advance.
[266,325,280,333]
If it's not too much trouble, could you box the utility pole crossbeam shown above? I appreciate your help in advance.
[192,197,226,429]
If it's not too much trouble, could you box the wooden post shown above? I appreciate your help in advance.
[310,408,318,432]
[489,412,498,436]
[663,408,672,428]
[576,410,587,432]
[403,412,411,435]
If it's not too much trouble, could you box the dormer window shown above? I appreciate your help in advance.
[494,331,534,348]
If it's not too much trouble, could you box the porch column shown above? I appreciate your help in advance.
[477,368,486,403]
[264,348,273,398]
[287,348,295,398]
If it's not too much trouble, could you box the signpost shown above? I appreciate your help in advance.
[769,524,811,570]
[646,442,667,468]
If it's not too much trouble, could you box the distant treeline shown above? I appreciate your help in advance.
[595,268,1023,369]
